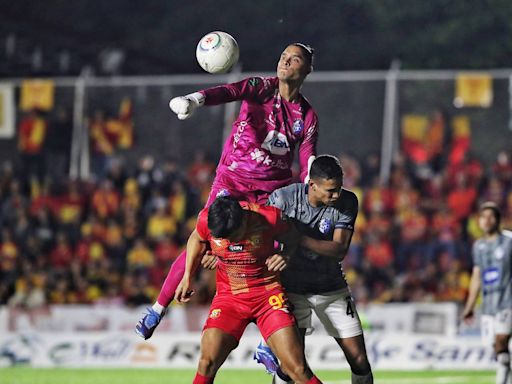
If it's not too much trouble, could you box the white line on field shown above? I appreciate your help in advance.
[325,377,490,384]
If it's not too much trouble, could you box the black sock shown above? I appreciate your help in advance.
[276,367,291,382]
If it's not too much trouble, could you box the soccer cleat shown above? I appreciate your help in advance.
[253,341,279,374]
[135,307,166,340]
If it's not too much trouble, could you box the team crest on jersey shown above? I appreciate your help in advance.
[209,309,221,319]
[495,247,505,260]
[216,189,230,198]
[212,239,223,247]
[292,119,304,134]
[483,267,500,285]
[319,218,332,234]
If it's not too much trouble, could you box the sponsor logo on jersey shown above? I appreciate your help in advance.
[483,267,500,285]
[233,121,248,148]
[250,148,272,165]
[261,130,290,155]
[319,218,332,234]
[209,309,221,319]
[292,119,304,134]
[228,244,244,252]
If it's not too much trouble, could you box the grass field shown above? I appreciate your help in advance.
[0,368,495,384]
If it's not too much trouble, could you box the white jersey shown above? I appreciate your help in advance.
[473,230,512,315]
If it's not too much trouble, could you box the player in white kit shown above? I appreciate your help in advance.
[257,155,373,384]
[463,202,512,384]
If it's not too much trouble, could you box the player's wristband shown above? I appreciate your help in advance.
[185,92,205,107]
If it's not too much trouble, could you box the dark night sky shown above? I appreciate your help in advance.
[1,0,512,76]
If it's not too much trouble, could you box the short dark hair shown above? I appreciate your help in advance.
[309,155,343,182]
[479,201,501,225]
[291,42,314,67]
[208,197,245,238]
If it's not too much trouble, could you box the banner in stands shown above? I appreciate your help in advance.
[0,303,459,336]
[0,332,494,370]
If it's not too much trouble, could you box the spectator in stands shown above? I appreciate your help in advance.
[49,232,73,270]
[105,156,128,190]
[91,179,120,219]
[1,141,511,308]
[392,177,420,220]
[361,153,380,187]
[0,228,19,284]
[75,223,106,266]
[396,206,428,272]
[427,203,460,262]
[105,219,126,271]
[127,238,154,272]
[8,273,47,308]
[186,150,215,191]
[492,150,512,188]
[89,109,114,178]
[481,175,507,209]
[168,180,188,225]
[136,155,163,201]
[2,180,28,227]
[363,176,393,215]
[120,177,141,214]
[18,109,48,185]
[46,107,72,181]
[447,173,478,239]
[146,204,177,242]
[446,151,484,190]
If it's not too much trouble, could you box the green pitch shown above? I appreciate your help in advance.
[0,368,495,384]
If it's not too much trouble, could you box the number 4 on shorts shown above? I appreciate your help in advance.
[345,296,355,318]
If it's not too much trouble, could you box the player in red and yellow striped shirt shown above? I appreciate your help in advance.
[175,197,322,384]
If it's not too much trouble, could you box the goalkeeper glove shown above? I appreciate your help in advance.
[168,92,205,120]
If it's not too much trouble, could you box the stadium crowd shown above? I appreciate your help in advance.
[1,114,512,309]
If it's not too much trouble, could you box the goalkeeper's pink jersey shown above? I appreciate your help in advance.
[201,76,318,193]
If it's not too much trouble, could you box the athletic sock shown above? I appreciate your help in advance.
[273,367,293,384]
[306,376,322,384]
[496,352,510,384]
[151,302,166,315]
[276,367,292,382]
[156,249,187,306]
[193,372,214,384]
[352,370,374,384]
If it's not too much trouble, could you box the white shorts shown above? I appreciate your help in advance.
[287,287,363,339]
[481,309,512,346]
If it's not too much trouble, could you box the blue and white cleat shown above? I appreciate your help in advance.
[135,307,166,340]
[253,341,279,374]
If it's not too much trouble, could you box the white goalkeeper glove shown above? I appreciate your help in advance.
[169,92,205,120]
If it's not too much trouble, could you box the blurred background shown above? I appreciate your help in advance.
[0,0,512,380]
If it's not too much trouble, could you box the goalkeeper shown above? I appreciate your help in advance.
[136,42,319,340]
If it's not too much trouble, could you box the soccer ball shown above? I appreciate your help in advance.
[196,31,239,74]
